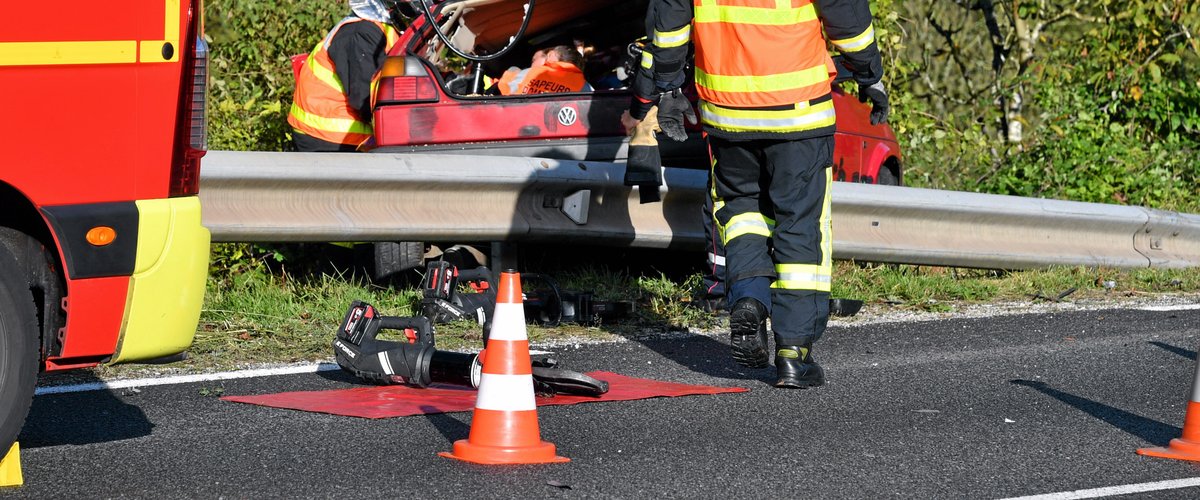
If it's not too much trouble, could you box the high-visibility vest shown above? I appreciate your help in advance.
[497,66,531,95]
[689,0,837,134]
[288,17,400,146]
[518,62,588,94]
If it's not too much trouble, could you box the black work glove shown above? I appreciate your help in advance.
[656,88,697,142]
[858,81,890,125]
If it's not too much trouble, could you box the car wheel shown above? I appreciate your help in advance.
[0,243,38,457]
[876,162,900,186]
[373,241,426,282]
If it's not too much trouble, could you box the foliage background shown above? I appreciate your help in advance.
[207,0,1200,211]
[206,0,346,152]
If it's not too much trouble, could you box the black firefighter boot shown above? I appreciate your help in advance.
[774,334,825,389]
[729,298,769,368]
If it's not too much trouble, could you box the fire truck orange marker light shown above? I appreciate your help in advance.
[86,226,117,246]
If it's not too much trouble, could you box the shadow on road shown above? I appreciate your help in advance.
[21,374,153,448]
[419,406,470,443]
[1010,379,1179,446]
[1148,341,1196,361]
[634,335,775,385]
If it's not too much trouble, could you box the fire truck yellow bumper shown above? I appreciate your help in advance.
[110,196,211,364]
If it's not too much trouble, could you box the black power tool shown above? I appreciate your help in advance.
[334,300,609,396]
[420,261,633,330]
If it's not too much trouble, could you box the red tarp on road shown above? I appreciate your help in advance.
[221,371,748,419]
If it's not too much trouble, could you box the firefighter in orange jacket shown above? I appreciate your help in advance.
[498,45,594,95]
[624,0,889,388]
[289,0,403,152]
[518,45,593,94]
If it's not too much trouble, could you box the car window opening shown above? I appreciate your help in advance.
[411,0,651,98]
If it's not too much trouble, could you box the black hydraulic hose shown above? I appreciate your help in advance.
[418,0,536,62]
[520,273,563,327]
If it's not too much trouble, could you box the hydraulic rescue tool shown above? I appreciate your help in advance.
[333,301,609,397]
[419,261,633,329]
[420,261,496,326]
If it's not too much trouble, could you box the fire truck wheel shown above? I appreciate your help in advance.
[0,243,38,456]
[373,241,425,282]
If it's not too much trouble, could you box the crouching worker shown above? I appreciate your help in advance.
[289,0,403,152]
[333,301,609,397]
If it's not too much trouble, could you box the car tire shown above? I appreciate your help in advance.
[373,241,425,282]
[876,163,900,186]
[0,243,39,457]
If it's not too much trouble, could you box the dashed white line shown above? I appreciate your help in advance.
[997,477,1200,500]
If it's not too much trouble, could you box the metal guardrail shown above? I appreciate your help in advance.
[199,150,1200,269]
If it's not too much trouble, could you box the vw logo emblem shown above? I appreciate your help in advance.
[557,106,578,126]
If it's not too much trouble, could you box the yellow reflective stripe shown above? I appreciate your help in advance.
[641,51,653,69]
[653,25,691,48]
[289,102,373,135]
[0,0,180,66]
[771,263,831,291]
[695,64,829,94]
[831,24,875,53]
[819,169,833,269]
[694,2,817,25]
[724,212,776,243]
[700,99,836,133]
[306,47,346,93]
[0,41,137,65]
[820,169,830,264]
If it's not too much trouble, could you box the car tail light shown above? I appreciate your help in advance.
[169,0,207,198]
[376,56,440,104]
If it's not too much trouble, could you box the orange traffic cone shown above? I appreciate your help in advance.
[1,442,22,487]
[1138,353,1200,461]
[439,270,568,464]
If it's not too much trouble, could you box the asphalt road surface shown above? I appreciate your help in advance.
[6,304,1200,498]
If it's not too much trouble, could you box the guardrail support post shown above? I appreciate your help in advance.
[491,242,520,277]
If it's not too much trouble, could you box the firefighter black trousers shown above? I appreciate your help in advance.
[709,134,833,347]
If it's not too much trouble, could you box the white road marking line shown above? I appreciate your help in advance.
[36,350,554,396]
[997,477,1200,500]
[35,362,342,396]
[1139,304,1200,312]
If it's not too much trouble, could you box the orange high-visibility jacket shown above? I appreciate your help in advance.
[634,0,880,137]
[288,17,400,146]
[518,62,589,94]
[692,0,835,108]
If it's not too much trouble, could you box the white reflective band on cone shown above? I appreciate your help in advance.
[488,303,529,341]
[475,373,537,411]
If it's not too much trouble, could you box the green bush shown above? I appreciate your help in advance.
[206,0,347,151]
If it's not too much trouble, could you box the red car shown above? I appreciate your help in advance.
[369,0,902,186]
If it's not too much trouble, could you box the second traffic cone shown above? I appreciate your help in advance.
[1138,352,1200,461]
[439,270,568,464]
[1,442,22,487]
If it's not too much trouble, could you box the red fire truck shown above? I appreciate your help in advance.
[0,0,211,458]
